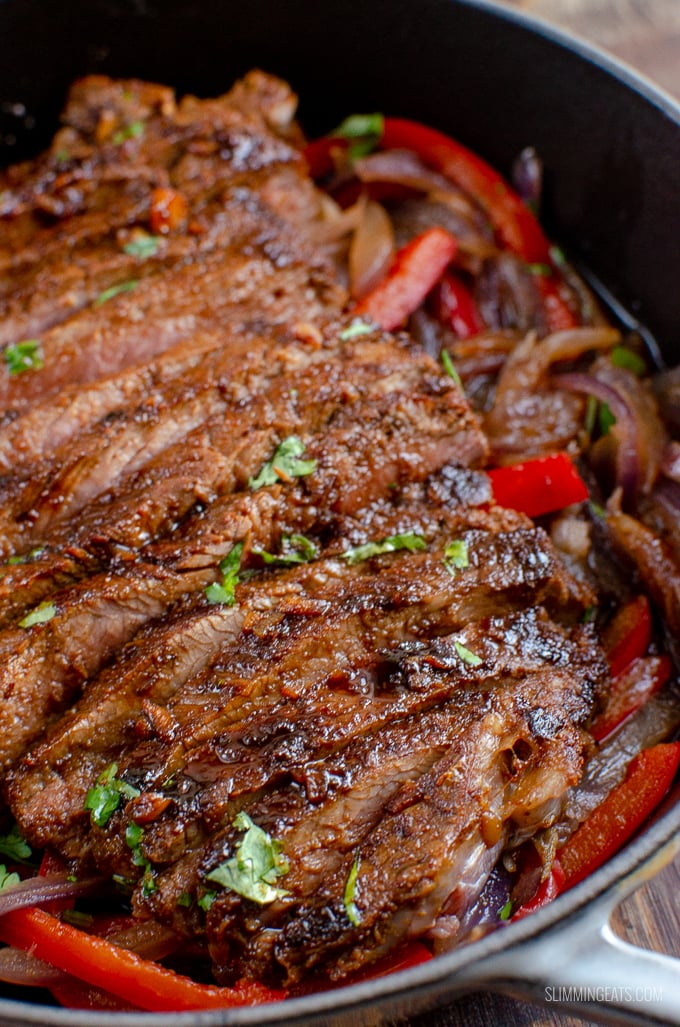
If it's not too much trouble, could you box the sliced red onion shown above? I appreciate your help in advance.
[0,946,65,987]
[512,146,542,212]
[555,371,641,502]
[354,148,455,195]
[0,873,104,917]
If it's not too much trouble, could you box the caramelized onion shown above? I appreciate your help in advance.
[354,148,454,194]
[348,199,394,299]
[0,947,64,987]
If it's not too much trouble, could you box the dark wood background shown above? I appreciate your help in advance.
[407,2,680,1024]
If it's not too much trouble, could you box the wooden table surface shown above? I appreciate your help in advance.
[407,3,680,1025]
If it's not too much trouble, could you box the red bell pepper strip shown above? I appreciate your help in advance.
[558,742,680,890]
[355,226,457,331]
[433,271,484,338]
[0,907,284,1012]
[591,653,672,743]
[380,118,550,264]
[511,861,565,921]
[487,452,589,518]
[603,594,652,679]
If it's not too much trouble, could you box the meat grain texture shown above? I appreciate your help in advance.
[0,72,608,989]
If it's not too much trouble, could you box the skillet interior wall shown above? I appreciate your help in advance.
[0,0,678,350]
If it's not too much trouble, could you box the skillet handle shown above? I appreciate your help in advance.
[456,835,680,1026]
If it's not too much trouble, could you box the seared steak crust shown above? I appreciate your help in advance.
[1,72,609,990]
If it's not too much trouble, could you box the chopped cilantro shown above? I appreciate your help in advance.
[454,641,483,667]
[84,763,140,828]
[527,262,552,277]
[443,539,469,574]
[176,892,193,908]
[111,120,145,145]
[253,533,319,567]
[498,899,513,921]
[344,853,361,927]
[611,345,646,377]
[204,541,244,605]
[123,233,161,259]
[205,811,289,905]
[54,149,71,163]
[333,112,384,160]
[7,547,44,566]
[19,600,56,629]
[0,824,31,864]
[441,349,462,389]
[4,339,43,376]
[94,280,138,306]
[140,865,157,898]
[582,605,597,624]
[0,864,21,893]
[584,393,598,436]
[599,401,617,435]
[249,436,317,490]
[549,244,567,267]
[339,319,373,341]
[198,890,216,912]
[342,531,427,565]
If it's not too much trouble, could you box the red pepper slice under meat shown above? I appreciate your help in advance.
[355,226,457,331]
[591,653,672,743]
[603,594,653,679]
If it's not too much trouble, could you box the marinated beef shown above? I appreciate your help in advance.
[1,72,610,990]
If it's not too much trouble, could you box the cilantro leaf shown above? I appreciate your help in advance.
[454,641,483,667]
[84,763,140,828]
[332,113,384,160]
[19,600,56,629]
[205,811,289,905]
[611,345,646,377]
[441,349,462,389]
[4,339,43,376]
[599,401,617,435]
[0,864,20,893]
[7,547,44,567]
[249,437,317,490]
[342,531,427,565]
[111,120,145,145]
[253,533,319,567]
[344,853,361,926]
[339,319,374,341]
[123,233,161,259]
[0,824,31,864]
[94,280,138,306]
[443,539,469,575]
[204,541,244,605]
[498,899,513,921]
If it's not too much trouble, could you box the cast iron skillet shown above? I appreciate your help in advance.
[1,0,680,1023]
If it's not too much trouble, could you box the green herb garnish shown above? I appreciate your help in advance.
[527,262,552,277]
[0,824,31,864]
[342,531,427,565]
[549,245,567,267]
[333,112,384,160]
[84,763,140,828]
[441,349,462,389]
[0,865,21,893]
[443,539,469,575]
[123,233,161,260]
[249,436,317,490]
[198,890,216,912]
[204,541,244,605]
[454,641,483,667]
[344,853,361,927]
[205,811,289,905]
[19,600,56,629]
[498,899,513,921]
[7,547,44,566]
[111,120,145,145]
[339,319,374,341]
[598,401,617,435]
[176,892,193,908]
[253,533,319,567]
[94,280,138,306]
[4,339,43,376]
[611,345,646,377]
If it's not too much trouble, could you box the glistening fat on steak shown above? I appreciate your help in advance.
[1,71,611,990]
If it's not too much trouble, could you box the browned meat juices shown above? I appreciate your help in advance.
[1,71,609,991]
